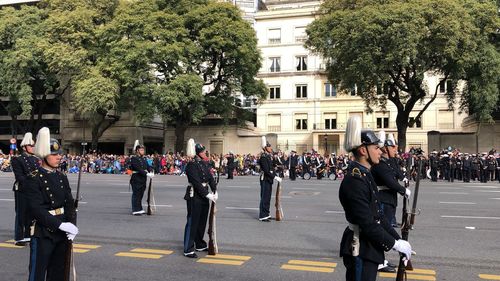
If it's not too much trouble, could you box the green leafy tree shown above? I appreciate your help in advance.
[306,0,500,151]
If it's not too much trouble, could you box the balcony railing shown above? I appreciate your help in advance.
[268,38,281,44]
[267,125,281,132]
[438,122,455,129]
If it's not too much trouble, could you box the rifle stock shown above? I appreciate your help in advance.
[208,201,218,255]
[396,159,422,281]
[147,178,153,215]
[275,181,283,221]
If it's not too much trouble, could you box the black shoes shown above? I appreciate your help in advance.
[259,216,271,222]
[195,247,208,252]
[184,252,198,258]
[378,266,396,273]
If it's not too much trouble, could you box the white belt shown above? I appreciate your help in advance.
[48,207,64,216]
[348,223,360,257]
[378,186,390,191]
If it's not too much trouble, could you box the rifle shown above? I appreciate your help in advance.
[208,168,219,255]
[275,181,283,221]
[64,154,84,281]
[396,158,422,281]
[147,178,153,215]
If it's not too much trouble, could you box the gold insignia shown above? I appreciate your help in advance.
[352,167,362,177]
[53,142,59,150]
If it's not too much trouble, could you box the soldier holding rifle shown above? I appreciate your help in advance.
[339,117,412,281]
[258,136,281,222]
[129,140,154,216]
[25,127,78,281]
[183,139,217,258]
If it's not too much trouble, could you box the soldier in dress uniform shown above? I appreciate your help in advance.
[258,136,282,221]
[302,152,311,178]
[288,150,298,181]
[130,140,154,215]
[371,132,412,273]
[449,153,457,182]
[480,152,488,183]
[339,117,412,281]
[226,151,235,179]
[462,153,472,182]
[183,139,217,258]
[471,154,480,181]
[12,132,40,245]
[24,127,79,281]
[429,151,439,182]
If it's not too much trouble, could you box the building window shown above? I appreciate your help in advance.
[270,57,280,72]
[350,85,357,96]
[325,83,337,97]
[295,114,308,130]
[296,85,307,99]
[438,110,454,129]
[294,26,307,43]
[439,80,453,94]
[409,116,422,128]
[296,56,307,71]
[377,117,389,129]
[269,86,280,99]
[267,114,281,132]
[268,28,281,44]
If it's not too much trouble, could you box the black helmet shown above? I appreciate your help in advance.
[361,130,380,146]
[195,143,205,155]
[50,139,63,155]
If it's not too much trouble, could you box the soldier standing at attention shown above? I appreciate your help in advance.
[183,139,217,258]
[339,117,412,281]
[25,127,79,281]
[226,151,235,179]
[130,140,154,215]
[429,151,439,182]
[12,132,40,246]
[258,136,282,221]
[288,150,298,181]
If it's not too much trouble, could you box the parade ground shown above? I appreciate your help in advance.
[1,173,499,281]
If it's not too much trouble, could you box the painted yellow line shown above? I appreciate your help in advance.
[115,252,163,259]
[281,264,334,273]
[6,240,15,243]
[205,254,251,261]
[73,249,90,253]
[287,260,337,268]
[73,244,101,249]
[379,272,436,281]
[130,248,173,255]
[479,274,500,280]
[0,243,24,249]
[197,258,245,266]
[406,269,436,275]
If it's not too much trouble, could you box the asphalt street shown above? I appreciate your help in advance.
[0,172,499,281]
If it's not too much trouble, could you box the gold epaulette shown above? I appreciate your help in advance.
[29,170,39,178]
[351,167,363,177]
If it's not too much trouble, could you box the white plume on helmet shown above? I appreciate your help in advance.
[261,136,267,149]
[20,132,34,147]
[34,127,51,159]
[344,116,362,152]
[377,130,386,148]
[186,138,196,157]
[133,140,140,150]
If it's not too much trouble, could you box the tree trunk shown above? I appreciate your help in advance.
[91,125,100,152]
[395,111,410,153]
[174,120,188,153]
[10,115,18,137]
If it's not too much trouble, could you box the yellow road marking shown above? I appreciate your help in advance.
[281,264,335,273]
[406,269,436,275]
[130,248,173,255]
[379,272,436,281]
[205,254,251,261]
[73,244,101,249]
[197,258,244,266]
[73,249,90,253]
[115,252,163,259]
[287,260,337,268]
[0,242,24,249]
[6,240,15,243]
[479,274,500,280]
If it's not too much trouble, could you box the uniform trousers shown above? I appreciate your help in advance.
[14,190,30,241]
[130,179,146,212]
[343,255,378,281]
[28,235,68,281]
[289,167,296,180]
[259,180,273,219]
[183,197,209,253]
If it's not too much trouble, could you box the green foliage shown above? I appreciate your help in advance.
[72,67,118,115]
[307,0,499,149]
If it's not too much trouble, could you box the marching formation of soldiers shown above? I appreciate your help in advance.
[8,125,497,281]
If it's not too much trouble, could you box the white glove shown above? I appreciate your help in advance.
[274,176,282,183]
[214,191,218,201]
[59,222,79,235]
[393,239,412,260]
[206,193,216,203]
[67,233,77,241]
[405,188,411,198]
[146,172,155,178]
[403,167,407,172]
[403,177,409,185]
